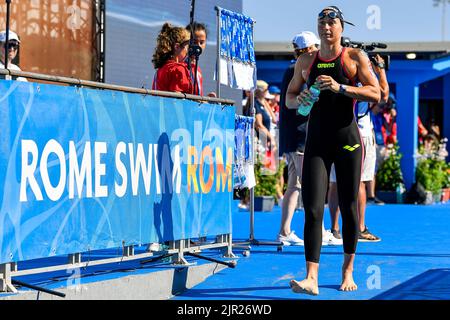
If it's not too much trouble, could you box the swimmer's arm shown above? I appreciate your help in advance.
[317,50,380,103]
[286,58,307,109]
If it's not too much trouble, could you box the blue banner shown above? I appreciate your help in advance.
[218,8,257,91]
[219,8,256,64]
[0,80,235,264]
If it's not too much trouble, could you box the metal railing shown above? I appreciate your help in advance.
[0,68,235,106]
[0,235,236,296]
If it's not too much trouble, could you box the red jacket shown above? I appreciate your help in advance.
[152,60,193,94]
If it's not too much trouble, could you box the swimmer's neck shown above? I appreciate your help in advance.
[319,43,343,60]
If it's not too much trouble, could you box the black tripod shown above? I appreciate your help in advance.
[187,0,202,96]
[233,91,284,253]
[3,0,12,70]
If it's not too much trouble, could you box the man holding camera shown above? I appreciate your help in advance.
[327,53,389,245]
[367,54,389,205]
[286,6,380,295]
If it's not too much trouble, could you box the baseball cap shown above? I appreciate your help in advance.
[268,85,281,94]
[319,6,355,26]
[265,91,275,99]
[256,80,269,91]
[292,31,320,50]
[0,30,20,43]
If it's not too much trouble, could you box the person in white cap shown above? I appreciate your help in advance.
[0,30,27,81]
[292,31,320,56]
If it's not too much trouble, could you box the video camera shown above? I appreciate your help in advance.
[188,43,202,58]
[188,0,202,59]
[341,37,390,71]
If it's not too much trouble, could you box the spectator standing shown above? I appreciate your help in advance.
[382,94,398,145]
[252,80,277,150]
[148,23,191,252]
[418,116,428,144]
[0,30,27,82]
[328,54,389,242]
[152,23,193,94]
[266,85,284,206]
[370,100,388,205]
[186,22,216,97]
[366,54,389,204]
[267,85,281,123]
[276,31,319,246]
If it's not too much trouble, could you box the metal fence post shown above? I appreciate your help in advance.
[172,240,189,266]
[68,253,82,265]
[223,234,236,258]
[122,246,134,257]
[0,263,18,293]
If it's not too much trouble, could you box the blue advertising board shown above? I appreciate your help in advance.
[0,80,235,263]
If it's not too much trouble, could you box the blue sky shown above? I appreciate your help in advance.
[243,0,450,43]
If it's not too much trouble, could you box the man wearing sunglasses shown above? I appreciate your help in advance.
[0,30,27,82]
[286,6,380,296]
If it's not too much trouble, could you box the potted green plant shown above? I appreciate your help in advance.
[441,162,450,202]
[376,143,405,203]
[415,137,448,204]
[415,157,446,204]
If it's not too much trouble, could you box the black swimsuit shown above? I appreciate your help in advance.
[302,48,363,263]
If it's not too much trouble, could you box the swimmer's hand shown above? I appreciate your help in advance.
[316,75,340,93]
[296,88,319,106]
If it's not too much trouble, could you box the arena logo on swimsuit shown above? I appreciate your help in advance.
[343,144,361,152]
[317,63,336,69]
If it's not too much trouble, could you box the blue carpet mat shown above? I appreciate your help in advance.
[173,201,450,300]
[2,202,449,300]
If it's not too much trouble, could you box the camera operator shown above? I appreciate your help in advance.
[185,22,216,97]
[327,49,387,245]
[366,53,390,205]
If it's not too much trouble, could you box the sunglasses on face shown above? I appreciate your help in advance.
[295,47,309,55]
[3,41,19,50]
[180,40,190,48]
[318,11,341,20]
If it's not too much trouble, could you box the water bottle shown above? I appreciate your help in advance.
[396,183,405,204]
[297,83,320,116]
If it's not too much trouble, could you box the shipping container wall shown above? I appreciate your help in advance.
[0,0,96,80]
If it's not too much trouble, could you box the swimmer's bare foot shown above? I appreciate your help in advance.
[340,253,357,292]
[339,253,357,291]
[340,270,358,291]
[289,278,319,296]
